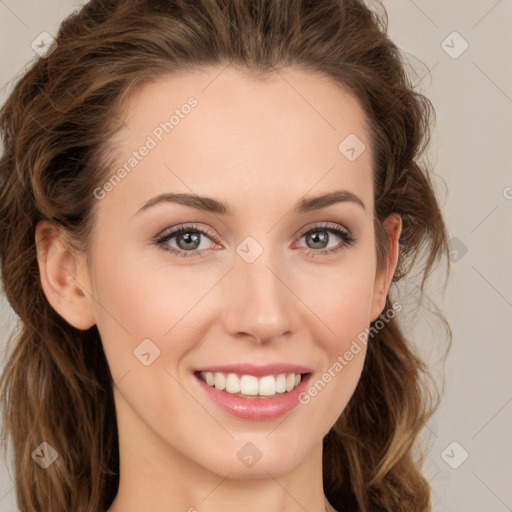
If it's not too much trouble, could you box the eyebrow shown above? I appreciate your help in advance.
[135,189,366,216]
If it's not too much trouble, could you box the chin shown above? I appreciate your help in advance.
[199,435,311,479]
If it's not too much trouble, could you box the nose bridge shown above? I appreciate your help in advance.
[221,241,296,342]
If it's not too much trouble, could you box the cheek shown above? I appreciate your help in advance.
[294,258,376,430]
[297,281,372,437]
[295,253,377,347]
[88,246,216,375]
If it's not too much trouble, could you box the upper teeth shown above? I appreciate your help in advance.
[199,371,302,396]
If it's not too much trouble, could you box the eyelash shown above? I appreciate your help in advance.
[154,222,357,259]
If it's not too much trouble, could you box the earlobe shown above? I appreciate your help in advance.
[35,220,96,330]
[370,213,402,322]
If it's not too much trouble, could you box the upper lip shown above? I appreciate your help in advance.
[194,363,312,377]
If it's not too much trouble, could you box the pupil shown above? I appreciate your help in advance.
[308,231,328,249]
[178,232,200,250]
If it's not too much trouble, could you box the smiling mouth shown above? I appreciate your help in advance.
[194,371,311,399]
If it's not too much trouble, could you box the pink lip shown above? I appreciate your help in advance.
[194,371,313,421]
[194,363,312,377]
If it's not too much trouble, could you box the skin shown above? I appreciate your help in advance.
[35,65,401,512]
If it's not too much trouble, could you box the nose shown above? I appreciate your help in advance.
[221,248,298,345]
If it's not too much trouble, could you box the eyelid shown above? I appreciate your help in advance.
[294,221,350,240]
[154,223,218,243]
[155,221,351,242]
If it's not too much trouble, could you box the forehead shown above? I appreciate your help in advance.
[100,65,374,219]
[117,64,370,145]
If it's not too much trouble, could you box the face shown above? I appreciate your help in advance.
[37,65,400,481]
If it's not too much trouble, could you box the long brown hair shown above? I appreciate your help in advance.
[0,1,451,511]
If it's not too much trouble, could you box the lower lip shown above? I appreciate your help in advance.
[194,372,312,421]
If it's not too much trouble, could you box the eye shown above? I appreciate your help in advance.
[154,224,219,258]
[294,223,356,257]
[153,222,357,259]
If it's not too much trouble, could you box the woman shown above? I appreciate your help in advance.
[0,0,451,511]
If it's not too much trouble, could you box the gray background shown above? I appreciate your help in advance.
[0,0,511,511]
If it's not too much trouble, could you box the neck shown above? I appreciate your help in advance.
[107,390,338,512]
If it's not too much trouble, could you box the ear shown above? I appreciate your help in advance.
[370,213,402,322]
[35,220,96,330]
